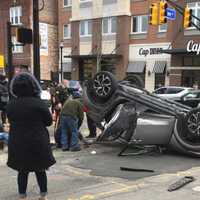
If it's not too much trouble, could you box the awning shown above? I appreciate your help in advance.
[159,49,196,55]
[153,61,167,74]
[63,62,72,72]
[127,61,146,73]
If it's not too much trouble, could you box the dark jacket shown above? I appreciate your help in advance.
[6,97,56,172]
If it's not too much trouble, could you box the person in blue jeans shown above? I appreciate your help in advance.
[60,92,84,151]
[0,132,9,144]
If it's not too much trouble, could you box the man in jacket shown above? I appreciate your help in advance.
[60,92,84,151]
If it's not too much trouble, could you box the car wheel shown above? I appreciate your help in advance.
[124,75,144,88]
[172,108,200,157]
[92,71,117,101]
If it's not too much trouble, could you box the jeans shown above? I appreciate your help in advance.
[0,132,9,144]
[86,114,97,137]
[61,115,80,149]
[18,171,47,198]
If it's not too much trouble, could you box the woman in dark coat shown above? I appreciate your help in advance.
[6,72,56,200]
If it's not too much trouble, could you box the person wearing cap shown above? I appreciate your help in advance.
[6,72,56,200]
[60,92,84,151]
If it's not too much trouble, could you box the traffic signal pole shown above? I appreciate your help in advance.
[7,22,13,84]
[33,0,40,81]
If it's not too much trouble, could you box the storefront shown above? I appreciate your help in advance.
[128,43,171,92]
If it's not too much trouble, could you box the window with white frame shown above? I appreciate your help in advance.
[187,2,200,29]
[12,36,23,53]
[132,15,148,33]
[80,20,92,36]
[63,24,71,39]
[10,6,22,25]
[64,0,71,7]
[80,0,91,2]
[102,17,117,34]
[159,23,167,32]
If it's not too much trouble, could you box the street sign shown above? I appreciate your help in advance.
[0,55,4,69]
[166,8,176,20]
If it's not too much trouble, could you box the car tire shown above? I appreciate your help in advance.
[170,108,200,157]
[92,71,117,102]
[124,75,144,88]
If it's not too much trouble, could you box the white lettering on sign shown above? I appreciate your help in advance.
[139,48,163,57]
[187,40,200,55]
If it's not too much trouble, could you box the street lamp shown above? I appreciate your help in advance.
[60,42,64,82]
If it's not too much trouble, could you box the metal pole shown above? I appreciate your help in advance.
[60,46,63,82]
[7,22,13,84]
[33,0,40,81]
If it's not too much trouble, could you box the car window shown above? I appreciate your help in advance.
[184,93,198,99]
[165,88,184,94]
[154,88,167,94]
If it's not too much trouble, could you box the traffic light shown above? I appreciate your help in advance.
[184,7,192,28]
[159,1,168,24]
[16,27,33,44]
[149,3,158,25]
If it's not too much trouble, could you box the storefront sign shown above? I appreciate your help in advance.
[39,23,48,56]
[0,55,4,68]
[187,40,200,55]
[139,48,163,57]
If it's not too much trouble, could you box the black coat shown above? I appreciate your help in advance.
[6,97,56,172]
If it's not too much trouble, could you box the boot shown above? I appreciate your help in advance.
[39,197,48,200]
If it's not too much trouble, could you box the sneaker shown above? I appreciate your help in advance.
[62,147,69,151]
[70,146,81,152]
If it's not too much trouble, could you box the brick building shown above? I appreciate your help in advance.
[58,0,200,91]
[0,0,58,81]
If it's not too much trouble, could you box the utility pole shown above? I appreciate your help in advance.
[33,0,40,81]
[7,22,13,84]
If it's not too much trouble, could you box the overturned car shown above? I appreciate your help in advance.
[83,71,200,157]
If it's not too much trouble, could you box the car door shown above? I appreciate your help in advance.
[181,92,200,108]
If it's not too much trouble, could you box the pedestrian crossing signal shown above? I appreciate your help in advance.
[184,7,192,28]
[16,27,33,44]
[149,3,158,25]
[159,1,168,24]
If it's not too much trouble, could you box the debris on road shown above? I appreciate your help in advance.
[168,176,195,192]
[120,167,154,173]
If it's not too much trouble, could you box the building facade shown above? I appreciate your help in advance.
[0,0,58,81]
[58,0,200,91]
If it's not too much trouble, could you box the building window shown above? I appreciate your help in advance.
[12,36,23,53]
[159,24,167,32]
[80,20,92,37]
[187,2,200,29]
[80,0,92,2]
[10,6,22,25]
[132,15,148,34]
[63,24,71,39]
[64,0,71,7]
[102,17,117,35]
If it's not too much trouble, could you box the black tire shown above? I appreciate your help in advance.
[92,71,117,101]
[124,75,144,88]
[171,108,200,157]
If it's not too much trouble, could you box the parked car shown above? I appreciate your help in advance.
[153,86,193,101]
[178,90,200,108]
[83,71,200,157]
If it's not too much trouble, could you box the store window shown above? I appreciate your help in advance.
[63,24,71,39]
[12,36,23,53]
[10,6,22,25]
[158,23,167,32]
[183,56,200,66]
[102,17,117,34]
[80,20,92,37]
[64,0,71,7]
[132,15,148,34]
[187,2,200,29]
